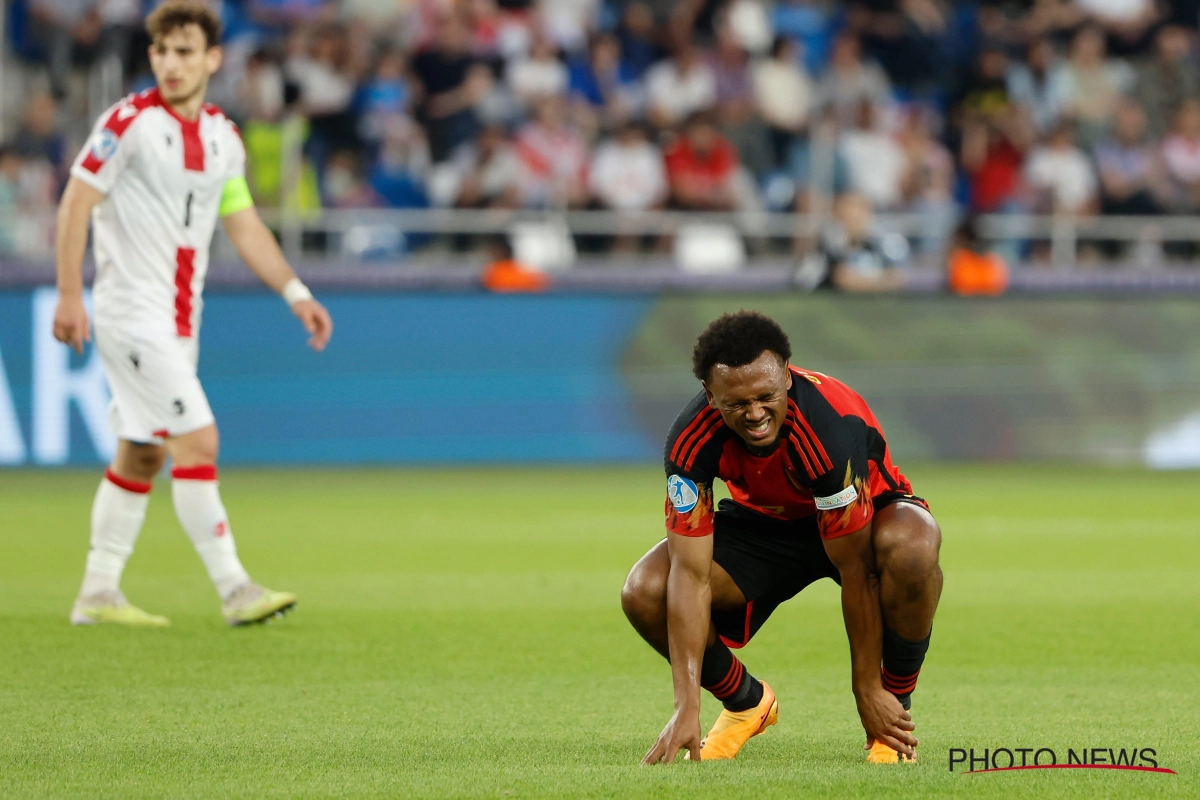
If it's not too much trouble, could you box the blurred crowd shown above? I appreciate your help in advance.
[4,0,1200,261]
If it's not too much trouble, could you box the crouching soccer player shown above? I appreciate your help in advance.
[624,311,942,764]
[52,2,333,626]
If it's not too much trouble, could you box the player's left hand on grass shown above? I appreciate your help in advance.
[855,685,917,758]
[291,299,333,352]
[642,706,703,765]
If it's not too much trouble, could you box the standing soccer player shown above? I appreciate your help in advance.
[624,311,942,765]
[53,2,333,627]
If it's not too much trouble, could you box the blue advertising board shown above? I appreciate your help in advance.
[10,289,1198,466]
[0,289,659,465]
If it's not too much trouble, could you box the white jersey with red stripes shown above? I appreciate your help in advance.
[71,87,246,338]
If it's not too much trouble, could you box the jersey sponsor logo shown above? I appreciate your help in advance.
[90,129,119,163]
[814,483,859,511]
[667,474,699,513]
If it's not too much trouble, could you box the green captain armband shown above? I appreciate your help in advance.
[218,176,254,217]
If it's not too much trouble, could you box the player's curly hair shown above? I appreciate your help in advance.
[691,311,792,382]
[147,1,222,49]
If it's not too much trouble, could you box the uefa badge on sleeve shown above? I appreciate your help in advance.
[667,475,699,513]
[90,129,119,163]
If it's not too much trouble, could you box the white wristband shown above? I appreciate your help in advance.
[281,278,313,306]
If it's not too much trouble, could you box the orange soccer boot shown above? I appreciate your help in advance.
[866,738,917,764]
[691,682,779,761]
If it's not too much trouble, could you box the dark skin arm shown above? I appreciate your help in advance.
[642,530,712,764]
[823,521,918,757]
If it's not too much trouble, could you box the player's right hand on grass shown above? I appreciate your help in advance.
[642,706,702,764]
[855,685,917,758]
[53,294,91,354]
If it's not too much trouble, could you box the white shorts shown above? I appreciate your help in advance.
[95,323,215,444]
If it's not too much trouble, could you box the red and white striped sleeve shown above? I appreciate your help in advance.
[70,96,147,194]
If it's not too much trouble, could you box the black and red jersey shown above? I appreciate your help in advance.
[663,366,916,540]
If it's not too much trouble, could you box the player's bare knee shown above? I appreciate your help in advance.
[168,425,220,467]
[193,442,218,465]
[621,555,668,626]
[621,567,666,626]
[192,427,219,464]
[875,509,941,584]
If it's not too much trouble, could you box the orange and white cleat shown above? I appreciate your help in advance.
[688,682,779,760]
[866,738,917,764]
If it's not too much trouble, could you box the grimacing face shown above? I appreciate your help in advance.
[703,351,792,448]
[149,24,221,107]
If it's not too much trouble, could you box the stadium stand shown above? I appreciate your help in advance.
[3,0,1200,278]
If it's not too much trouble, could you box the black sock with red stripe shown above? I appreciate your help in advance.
[700,640,763,712]
[881,625,931,711]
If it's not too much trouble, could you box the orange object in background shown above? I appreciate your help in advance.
[480,235,550,293]
[482,258,549,293]
[947,219,1009,296]
[948,248,1009,295]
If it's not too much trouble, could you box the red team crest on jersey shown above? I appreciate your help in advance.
[214,521,227,538]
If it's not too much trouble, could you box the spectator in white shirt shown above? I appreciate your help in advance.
[287,23,364,157]
[645,42,718,130]
[589,123,668,211]
[286,23,358,117]
[838,101,906,210]
[507,37,569,108]
[589,123,668,251]
[542,0,600,54]
[1024,122,1099,214]
[754,36,815,168]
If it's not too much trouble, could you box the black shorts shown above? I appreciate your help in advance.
[709,494,928,648]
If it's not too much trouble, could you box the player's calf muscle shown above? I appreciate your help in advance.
[873,507,942,636]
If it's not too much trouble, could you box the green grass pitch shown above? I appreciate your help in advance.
[1,464,1197,798]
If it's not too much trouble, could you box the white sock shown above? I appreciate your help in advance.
[80,469,152,597]
[171,465,250,600]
